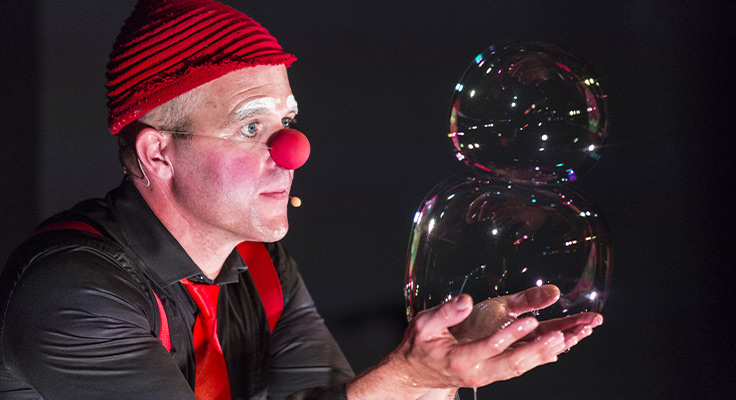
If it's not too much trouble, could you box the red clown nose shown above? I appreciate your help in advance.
[269,129,310,170]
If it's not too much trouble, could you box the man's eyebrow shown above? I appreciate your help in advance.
[234,97,277,120]
[286,95,298,115]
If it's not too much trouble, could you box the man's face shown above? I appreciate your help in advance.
[167,65,297,243]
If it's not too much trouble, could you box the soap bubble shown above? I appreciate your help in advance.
[404,174,612,321]
[449,42,608,184]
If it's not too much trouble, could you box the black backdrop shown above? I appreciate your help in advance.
[1,1,734,398]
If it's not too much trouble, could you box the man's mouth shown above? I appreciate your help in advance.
[260,188,289,198]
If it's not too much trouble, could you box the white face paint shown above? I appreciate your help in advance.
[286,94,298,115]
[235,97,277,120]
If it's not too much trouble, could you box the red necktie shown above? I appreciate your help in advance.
[181,279,232,400]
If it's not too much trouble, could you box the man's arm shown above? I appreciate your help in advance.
[262,242,600,399]
[1,248,195,400]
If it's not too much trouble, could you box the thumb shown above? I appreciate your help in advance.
[414,294,474,337]
[506,284,561,316]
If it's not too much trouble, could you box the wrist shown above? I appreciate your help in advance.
[346,352,437,400]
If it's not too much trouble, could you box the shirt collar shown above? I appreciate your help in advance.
[110,179,243,286]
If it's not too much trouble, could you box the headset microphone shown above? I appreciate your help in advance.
[289,196,302,208]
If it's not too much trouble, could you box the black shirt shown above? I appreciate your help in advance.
[0,179,353,399]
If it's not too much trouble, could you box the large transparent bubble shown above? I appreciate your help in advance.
[405,174,612,321]
[449,42,608,184]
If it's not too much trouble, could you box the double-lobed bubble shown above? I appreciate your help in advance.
[405,42,612,322]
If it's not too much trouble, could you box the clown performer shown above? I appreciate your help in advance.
[0,1,603,399]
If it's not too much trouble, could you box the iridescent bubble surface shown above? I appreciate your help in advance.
[405,174,612,321]
[449,42,608,184]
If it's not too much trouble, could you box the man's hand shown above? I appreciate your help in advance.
[449,285,601,345]
[346,285,602,399]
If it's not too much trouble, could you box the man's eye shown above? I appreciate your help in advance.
[282,118,296,128]
[240,122,257,137]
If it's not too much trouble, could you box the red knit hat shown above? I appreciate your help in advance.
[106,0,296,134]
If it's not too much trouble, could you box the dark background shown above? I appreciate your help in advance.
[1,1,734,398]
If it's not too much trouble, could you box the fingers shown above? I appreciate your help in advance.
[504,285,561,316]
[561,324,594,349]
[561,314,602,349]
[535,312,603,335]
[454,327,566,387]
[459,317,539,357]
[436,317,543,387]
[528,312,603,349]
[413,295,474,339]
[488,330,566,382]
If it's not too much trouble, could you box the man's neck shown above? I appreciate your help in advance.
[138,184,239,281]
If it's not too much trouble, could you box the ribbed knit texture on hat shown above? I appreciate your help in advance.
[106,0,296,134]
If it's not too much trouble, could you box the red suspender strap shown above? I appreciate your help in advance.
[31,221,172,352]
[235,241,283,333]
[33,220,101,235]
[153,294,171,352]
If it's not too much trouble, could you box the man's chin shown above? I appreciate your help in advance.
[251,221,289,243]
[265,226,288,243]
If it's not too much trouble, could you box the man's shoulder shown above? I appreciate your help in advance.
[0,228,155,361]
[0,227,143,306]
[0,224,151,328]
[0,226,167,393]
[2,223,124,277]
[2,182,130,286]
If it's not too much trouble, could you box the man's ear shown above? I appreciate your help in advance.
[136,128,174,182]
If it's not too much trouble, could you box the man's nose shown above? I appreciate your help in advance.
[268,128,310,170]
